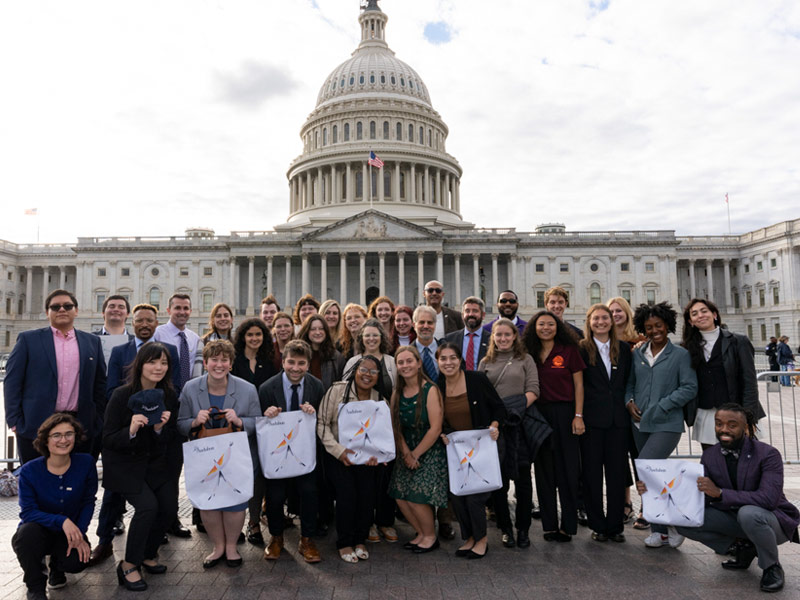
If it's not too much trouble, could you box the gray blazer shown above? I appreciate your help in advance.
[177,373,262,459]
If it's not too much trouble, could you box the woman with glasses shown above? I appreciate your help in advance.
[12,413,97,599]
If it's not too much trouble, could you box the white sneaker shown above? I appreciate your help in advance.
[667,526,685,548]
[367,525,380,543]
[644,532,669,548]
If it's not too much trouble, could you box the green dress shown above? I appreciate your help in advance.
[389,383,448,507]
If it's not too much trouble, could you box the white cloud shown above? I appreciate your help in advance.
[0,0,797,243]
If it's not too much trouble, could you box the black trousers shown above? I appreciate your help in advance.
[450,491,490,541]
[579,425,629,536]
[96,489,127,545]
[265,471,317,538]
[12,522,89,592]
[494,463,533,533]
[122,477,178,566]
[534,402,580,535]
[325,454,376,549]
[374,461,396,528]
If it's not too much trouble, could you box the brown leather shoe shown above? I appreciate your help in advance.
[87,543,113,567]
[298,536,321,563]
[263,536,283,560]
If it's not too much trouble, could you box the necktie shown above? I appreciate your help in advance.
[178,331,191,388]
[720,447,740,459]
[290,384,300,412]
[422,346,438,380]
[465,332,475,371]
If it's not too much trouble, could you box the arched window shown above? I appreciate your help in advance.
[408,124,413,141]
[356,122,363,140]
[359,73,365,84]
[396,122,402,140]
[149,287,161,310]
[356,172,363,199]
[314,131,319,149]
[384,169,391,197]
[344,123,350,141]
[322,128,327,146]
[370,73,375,83]
[383,121,389,139]
[349,75,354,85]
[380,74,386,83]
[419,126,424,144]
[589,283,601,305]
[332,125,338,143]
[428,128,432,147]
[369,121,376,139]
[399,171,405,198]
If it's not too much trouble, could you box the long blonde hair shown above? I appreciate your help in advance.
[580,304,620,366]
[318,299,343,343]
[484,318,526,363]
[606,296,637,342]
[340,303,368,356]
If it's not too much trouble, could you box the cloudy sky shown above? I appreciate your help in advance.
[1,0,798,244]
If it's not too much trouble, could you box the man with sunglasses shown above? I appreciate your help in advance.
[423,280,463,341]
[4,289,107,464]
[483,290,527,336]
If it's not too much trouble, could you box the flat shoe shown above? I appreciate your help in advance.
[413,539,439,554]
[354,547,369,560]
[632,516,650,530]
[402,541,418,550]
[467,545,488,560]
[203,556,223,569]
[455,547,472,557]
[226,557,243,568]
[339,550,358,563]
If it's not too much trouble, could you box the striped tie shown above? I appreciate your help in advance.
[422,346,438,380]
[178,331,191,388]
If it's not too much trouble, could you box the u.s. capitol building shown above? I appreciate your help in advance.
[0,0,798,350]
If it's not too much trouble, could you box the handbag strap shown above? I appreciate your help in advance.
[495,358,514,383]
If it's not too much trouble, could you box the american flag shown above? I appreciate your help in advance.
[368,151,384,168]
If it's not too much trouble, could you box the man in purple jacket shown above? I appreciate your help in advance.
[676,403,799,593]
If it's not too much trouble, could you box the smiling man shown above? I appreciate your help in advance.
[153,293,202,389]
[672,404,800,593]
[3,289,106,464]
[483,290,527,336]
[423,280,463,340]
[445,296,490,371]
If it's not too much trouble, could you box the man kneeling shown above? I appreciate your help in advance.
[678,403,799,593]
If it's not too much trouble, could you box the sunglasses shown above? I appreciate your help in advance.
[498,299,517,304]
[49,303,76,312]
[425,287,443,294]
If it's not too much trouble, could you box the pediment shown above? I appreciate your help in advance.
[303,210,440,241]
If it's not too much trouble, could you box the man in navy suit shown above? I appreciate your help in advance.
[4,289,106,464]
[483,290,527,336]
[445,296,491,371]
[671,404,800,593]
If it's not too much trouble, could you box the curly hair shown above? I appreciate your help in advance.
[522,310,579,365]
[484,318,526,362]
[233,318,274,363]
[293,294,320,325]
[356,318,392,355]
[716,402,758,440]
[202,339,236,363]
[297,314,337,361]
[681,298,723,369]
[632,301,677,335]
[33,413,86,457]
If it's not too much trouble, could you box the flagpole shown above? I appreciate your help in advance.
[369,163,373,209]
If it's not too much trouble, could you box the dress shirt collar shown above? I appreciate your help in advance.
[282,372,304,409]
[50,326,75,340]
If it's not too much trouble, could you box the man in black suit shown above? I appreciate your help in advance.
[258,340,325,563]
[445,296,490,371]
[424,279,463,340]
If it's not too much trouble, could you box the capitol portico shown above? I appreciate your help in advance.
[0,0,798,351]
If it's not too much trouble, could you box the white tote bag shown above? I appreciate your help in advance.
[256,411,317,480]
[183,431,254,510]
[337,400,396,465]
[635,459,705,527]
[446,429,503,496]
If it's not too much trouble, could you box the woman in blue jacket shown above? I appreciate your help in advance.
[625,302,697,549]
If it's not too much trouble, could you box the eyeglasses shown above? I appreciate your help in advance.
[425,287,443,294]
[49,303,76,312]
[357,367,380,376]
[49,431,76,441]
[498,299,517,304]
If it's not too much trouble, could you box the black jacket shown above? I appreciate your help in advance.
[437,370,506,432]
[444,328,491,370]
[102,384,179,495]
[578,341,632,429]
[232,352,278,391]
[257,372,325,414]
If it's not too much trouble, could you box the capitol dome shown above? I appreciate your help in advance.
[281,0,467,231]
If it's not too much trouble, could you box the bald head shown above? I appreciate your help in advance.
[424,280,445,311]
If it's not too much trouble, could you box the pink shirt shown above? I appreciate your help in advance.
[51,326,80,412]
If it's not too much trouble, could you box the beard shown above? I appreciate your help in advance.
[716,431,744,450]
[499,306,517,318]
[465,316,483,330]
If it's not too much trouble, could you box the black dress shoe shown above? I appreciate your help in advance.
[467,545,488,560]
[577,509,589,527]
[760,563,785,592]
[413,539,440,554]
[116,562,147,592]
[246,525,264,546]
[609,533,626,543]
[722,541,757,570]
[516,530,531,548]
[402,541,418,550]
[112,519,125,536]
[169,523,192,538]
[591,531,608,542]
[142,563,167,574]
[501,530,516,548]
[438,523,455,540]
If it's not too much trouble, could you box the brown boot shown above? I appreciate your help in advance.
[298,536,321,563]
[87,543,114,567]
[263,536,283,560]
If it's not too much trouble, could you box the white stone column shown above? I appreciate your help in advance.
[266,255,274,296]
[247,256,255,315]
[409,164,416,203]
[340,253,348,305]
[379,251,386,294]
[633,256,642,306]
[473,254,480,297]
[723,258,732,313]
[435,170,441,206]
[346,164,353,203]
[491,254,499,306]
[417,251,425,304]
[306,171,313,207]
[75,263,83,309]
[524,257,533,307]
[398,251,405,305]
[688,259,696,299]
[359,252,366,306]
[84,262,93,309]
[25,267,33,315]
[444,172,450,209]
[228,259,236,307]
[394,162,401,201]
[436,251,443,283]
[59,266,66,290]
[320,253,328,298]
[332,167,338,204]
[658,254,669,302]
[706,259,714,300]
[192,260,200,307]
[510,254,518,291]
[135,261,143,305]
[301,253,309,295]
[378,166,385,202]
[285,256,292,308]
[608,256,617,299]
[424,167,430,204]
[454,254,461,304]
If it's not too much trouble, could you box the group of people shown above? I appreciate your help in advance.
[766,335,798,387]
[4,282,798,598]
